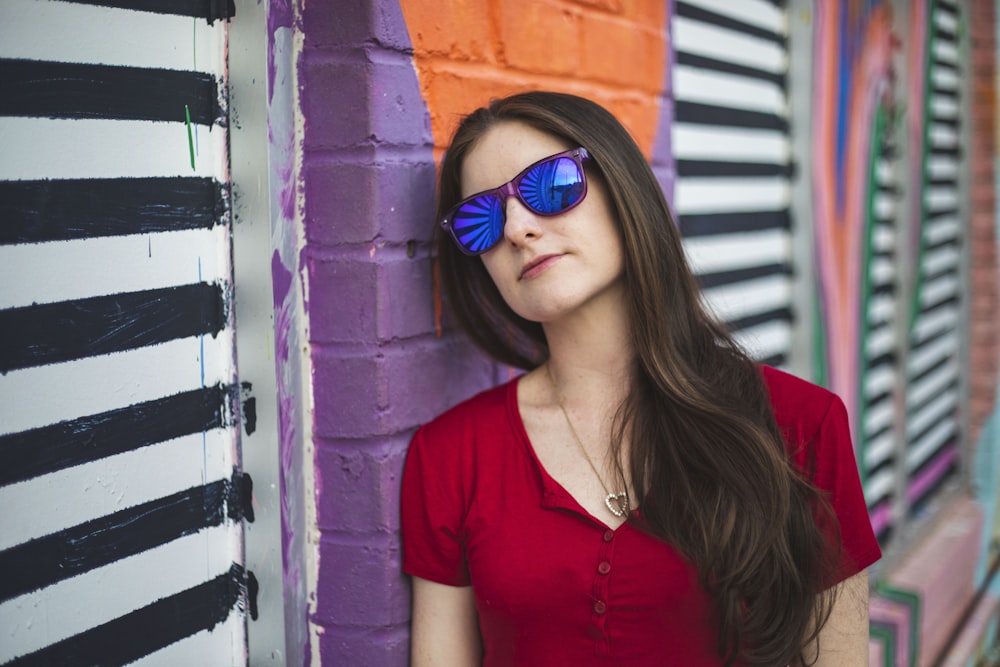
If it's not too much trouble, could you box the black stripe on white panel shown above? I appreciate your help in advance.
[673,0,792,367]
[7,564,249,667]
[0,0,245,663]
[0,178,228,245]
[862,127,900,512]
[0,473,247,604]
[905,1,963,512]
[0,59,225,125]
[59,0,235,23]
[0,384,233,486]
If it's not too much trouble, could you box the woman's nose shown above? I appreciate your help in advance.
[502,197,543,246]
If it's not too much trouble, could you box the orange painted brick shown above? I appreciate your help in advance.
[499,0,582,76]
[420,63,536,145]
[579,12,665,91]
[400,0,497,64]
[568,0,623,13]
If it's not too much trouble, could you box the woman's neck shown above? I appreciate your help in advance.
[541,303,633,408]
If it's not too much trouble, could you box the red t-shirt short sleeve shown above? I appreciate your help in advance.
[401,366,881,666]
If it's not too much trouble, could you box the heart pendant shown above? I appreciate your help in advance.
[604,492,629,518]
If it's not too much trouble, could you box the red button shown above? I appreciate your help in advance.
[603,530,614,542]
[598,561,611,575]
[593,600,607,615]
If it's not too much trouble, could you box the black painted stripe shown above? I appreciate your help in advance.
[0,59,224,125]
[870,282,895,297]
[866,457,895,479]
[676,159,792,178]
[0,384,232,487]
[675,101,788,132]
[0,177,228,245]
[923,263,959,285]
[0,282,227,373]
[908,416,958,461]
[865,394,893,418]
[935,25,958,42]
[675,51,786,88]
[930,147,962,161]
[931,86,959,101]
[926,205,959,222]
[8,563,245,667]
[679,209,790,237]
[928,176,959,188]
[867,351,897,369]
[932,58,959,75]
[908,462,958,518]
[675,2,786,46]
[696,263,791,289]
[938,0,958,14]
[908,440,958,482]
[0,473,245,603]
[726,307,792,333]
[908,350,958,390]
[758,352,786,368]
[876,182,900,196]
[58,0,234,23]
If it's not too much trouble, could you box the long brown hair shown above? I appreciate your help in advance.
[435,91,838,666]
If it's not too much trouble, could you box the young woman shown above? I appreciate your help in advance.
[402,92,881,666]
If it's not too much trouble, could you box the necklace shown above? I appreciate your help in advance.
[547,367,631,518]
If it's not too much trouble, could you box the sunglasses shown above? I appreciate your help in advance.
[441,147,591,255]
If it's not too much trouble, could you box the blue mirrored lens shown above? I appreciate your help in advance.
[452,194,504,253]
[518,157,584,214]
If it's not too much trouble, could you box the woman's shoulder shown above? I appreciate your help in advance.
[415,377,517,443]
[758,365,843,443]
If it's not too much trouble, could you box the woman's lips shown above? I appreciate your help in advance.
[520,254,562,280]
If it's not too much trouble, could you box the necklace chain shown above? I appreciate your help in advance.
[547,366,631,518]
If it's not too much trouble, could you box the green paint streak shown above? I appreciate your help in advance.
[875,581,922,667]
[869,624,897,667]
[812,280,828,389]
[185,104,195,171]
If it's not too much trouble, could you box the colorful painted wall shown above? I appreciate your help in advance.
[286,0,1000,664]
[0,1,258,665]
[3,0,999,665]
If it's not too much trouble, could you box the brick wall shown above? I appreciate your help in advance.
[295,1,496,664]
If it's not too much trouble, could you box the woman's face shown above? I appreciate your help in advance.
[460,121,626,325]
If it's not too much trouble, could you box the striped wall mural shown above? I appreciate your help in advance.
[860,102,902,544]
[671,0,794,368]
[0,1,250,665]
[905,0,964,516]
[808,0,898,543]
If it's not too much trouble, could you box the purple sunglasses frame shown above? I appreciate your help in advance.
[440,147,591,255]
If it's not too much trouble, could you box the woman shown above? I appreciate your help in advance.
[402,92,881,666]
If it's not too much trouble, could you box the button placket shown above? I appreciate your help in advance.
[590,527,617,657]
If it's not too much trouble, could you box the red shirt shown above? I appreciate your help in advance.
[402,366,881,666]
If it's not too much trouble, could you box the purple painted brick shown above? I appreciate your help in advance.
[303,153,436,247]
[300,56,372,151]
[378,255,436,341]
[307,252,379,344]
[314,624,410,667]
[313,336,495,439]
[314,533,410,627]
[300,53,430,150]
[381,337,496,431]
[300,0,414,54]
[315,435,409,534]
[368,55,434,146]
[312,347,384,439]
